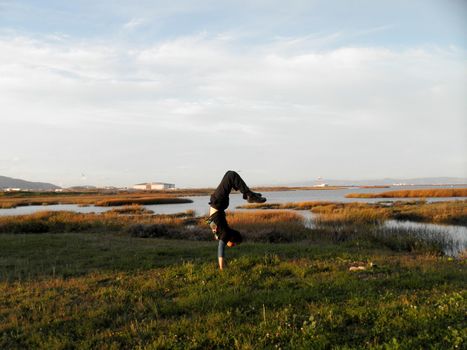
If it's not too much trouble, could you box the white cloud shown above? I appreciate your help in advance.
[123,18,146,30]
[0,32,466,186]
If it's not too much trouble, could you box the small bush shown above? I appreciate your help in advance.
[128,223,171,238]
[108,204,154,215]
[128,224,210,241]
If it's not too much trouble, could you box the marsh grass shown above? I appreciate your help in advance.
[107,204,155,215]
[312,204,389,225]
[0,202,19,209]
[238,201,334,210]
[390,200,467,225]
[237,202,466,255]
[226,211,308,242]
[1,203,465,255]
[0,192,193,208]
[370,226,460,255]
[0,210,308,243]
[127,210,308,243]
[226,210,303,226]
[0,210,194,234]
[241,200,467,226]
[346,188,467,198]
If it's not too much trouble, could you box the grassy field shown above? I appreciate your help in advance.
[0,207,466,349]
[1,233,466,349]
[345,188,467,199]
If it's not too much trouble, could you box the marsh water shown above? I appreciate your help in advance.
[1,185,466,217]
[1,186,465,256]
[383,220,467,256]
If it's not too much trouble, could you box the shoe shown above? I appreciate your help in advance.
[247,192,267,203]
[243,192,262,200]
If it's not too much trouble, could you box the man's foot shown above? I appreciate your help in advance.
[246,192,267,203]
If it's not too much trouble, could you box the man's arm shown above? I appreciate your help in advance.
[218,240,226,270]
[218,256,225,270]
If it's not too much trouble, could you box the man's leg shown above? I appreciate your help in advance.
[210,170,266,208]
[213,170,251,199]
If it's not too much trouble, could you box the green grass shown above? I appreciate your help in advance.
[0,232,466,349]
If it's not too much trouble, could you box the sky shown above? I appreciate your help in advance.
[0,0,466,188]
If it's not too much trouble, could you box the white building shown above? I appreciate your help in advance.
[133,182,176,190]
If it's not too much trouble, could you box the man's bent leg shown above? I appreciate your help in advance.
[217,171,266,204]
[213,170,251,198]
[210,170,256,210]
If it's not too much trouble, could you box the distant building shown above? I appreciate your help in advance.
[133,182,176,190]
[313,183,329,187]
[5,188,22,192]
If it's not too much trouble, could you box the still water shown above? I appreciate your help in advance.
[1,186,465,256]
[383,220,467,256]
[1,186,465,217]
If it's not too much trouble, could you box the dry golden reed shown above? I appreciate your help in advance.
[346,188,467,198]
[241,200,467,226]
[226,210,304,226]
[0,192,192,208]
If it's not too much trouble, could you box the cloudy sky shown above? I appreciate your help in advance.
[0,0,466,188]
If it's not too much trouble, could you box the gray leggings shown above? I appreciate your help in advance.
[218,240,226,258]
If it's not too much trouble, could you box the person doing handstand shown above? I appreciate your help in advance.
[206,171,266,270]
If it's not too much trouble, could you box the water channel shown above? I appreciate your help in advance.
[1,186,465,256]
[1,186,465,217]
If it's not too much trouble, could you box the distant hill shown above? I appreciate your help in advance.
[0,175,61,190]
[287,177,467,187]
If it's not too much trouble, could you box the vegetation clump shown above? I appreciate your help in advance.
[0,210,194,234]
[238,201,334,210]
[346,188,467,198]
[0,192,193,208]
[108,204,155,215]
[240,200,467,226]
